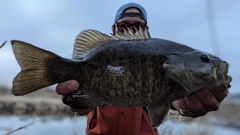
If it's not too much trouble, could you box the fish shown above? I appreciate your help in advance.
[11,29,232,127]
[0,41,7,49]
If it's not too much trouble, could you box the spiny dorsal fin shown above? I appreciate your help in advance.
[72,28,151,59]
[72,29,113,59]
[111,26,151,40]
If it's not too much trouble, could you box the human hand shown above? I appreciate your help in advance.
[56,80,79,95]
[171,88,228,117]
[56,80,93,115]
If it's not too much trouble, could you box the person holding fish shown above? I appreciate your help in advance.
[54,2,229,135]
[10,2,230,135]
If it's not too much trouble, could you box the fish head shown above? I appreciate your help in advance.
[163,51,232,93]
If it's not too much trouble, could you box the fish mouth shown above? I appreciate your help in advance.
[212,61,232,89]
[182,60,232,91]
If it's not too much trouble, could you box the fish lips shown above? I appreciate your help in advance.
[213,61,232,89]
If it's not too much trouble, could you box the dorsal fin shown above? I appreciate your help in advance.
[111,27,151,40]
[72,28,151,59]
[72,29,113,59]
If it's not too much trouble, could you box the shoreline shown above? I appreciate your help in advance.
[0,87,240,130]
[0,88,72,116]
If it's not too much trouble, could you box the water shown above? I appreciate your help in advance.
[0,116,87,135]
[0,116,239,135]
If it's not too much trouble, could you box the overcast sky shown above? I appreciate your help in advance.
[0,0,239,94]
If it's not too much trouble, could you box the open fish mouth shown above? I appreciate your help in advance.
[212,61,232,90]
[181,57,232,92]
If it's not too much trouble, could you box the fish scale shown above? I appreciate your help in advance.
[76,51,166,106]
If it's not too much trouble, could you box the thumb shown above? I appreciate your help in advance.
[56,80,79,95]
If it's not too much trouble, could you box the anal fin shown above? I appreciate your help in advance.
[62,89,99,112]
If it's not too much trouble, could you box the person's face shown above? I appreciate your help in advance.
[115,8,146,33]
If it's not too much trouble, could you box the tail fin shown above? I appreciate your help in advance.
[11,40,61,96]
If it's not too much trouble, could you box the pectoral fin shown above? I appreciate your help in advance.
[147,86,174,128]
[148,103,171,128]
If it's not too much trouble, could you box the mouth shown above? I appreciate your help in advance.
[213,62,232,89]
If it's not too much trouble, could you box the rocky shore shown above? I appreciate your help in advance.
[0,86,72,116]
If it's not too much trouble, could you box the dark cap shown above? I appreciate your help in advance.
[114,2,147,24]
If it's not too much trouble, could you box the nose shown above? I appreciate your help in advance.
[200,54,209,62]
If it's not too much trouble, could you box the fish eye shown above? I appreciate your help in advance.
[200,54,209,62]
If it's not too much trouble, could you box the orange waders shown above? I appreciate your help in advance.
[86,106,159,135]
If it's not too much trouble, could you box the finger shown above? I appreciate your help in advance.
[56,80,79,95]
[172,98,196,117]
[209,89,228,102]
[184,93,207,117]
[172,98,189,111]
[194,88,219,111]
